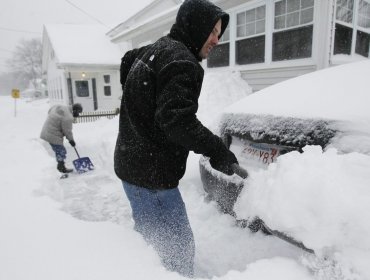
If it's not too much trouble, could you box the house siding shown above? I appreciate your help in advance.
[109,0,370,92]
[240,64,317,92]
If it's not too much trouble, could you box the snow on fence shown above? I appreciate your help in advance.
[74,108,120,123]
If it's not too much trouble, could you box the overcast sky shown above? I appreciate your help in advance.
[0,0,152,73]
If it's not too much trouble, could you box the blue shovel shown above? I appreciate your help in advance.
[73,147,94,173]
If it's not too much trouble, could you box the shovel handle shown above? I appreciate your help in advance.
[231,163,249,179]
[74,147,81,159]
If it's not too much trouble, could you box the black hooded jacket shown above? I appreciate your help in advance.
[114,0,233,189]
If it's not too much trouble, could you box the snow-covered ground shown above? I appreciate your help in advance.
[0,70,368,280]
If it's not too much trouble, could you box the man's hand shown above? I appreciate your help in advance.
[69,140,76,147]
[210,149,238,176]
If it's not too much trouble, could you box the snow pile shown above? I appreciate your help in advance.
[2,66,370,279]
[227,61,370,279]
[198,71,252,126]
[235,146,370,278]
[0,73,312,280]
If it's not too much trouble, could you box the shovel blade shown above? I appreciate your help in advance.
[73,157,94,173]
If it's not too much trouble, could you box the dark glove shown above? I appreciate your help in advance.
[210,149,238,176]
[69,140,76,147]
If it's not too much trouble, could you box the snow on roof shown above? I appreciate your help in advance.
[107,0,179,38]
[110,5,179,42]
[44,24,122,66]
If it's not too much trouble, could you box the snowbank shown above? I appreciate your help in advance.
[2,68,369,280]
[198,71,252,127]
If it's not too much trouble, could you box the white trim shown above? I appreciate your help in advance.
[311,0,319,67]
[336,20,355,28]
[231,57,316,71]
[138,40,152,47]
[329,0,337,65]
[265,0,274,64]
[351,0,360,54]
[230,8,236,66]
[107,0,165,37]
[111,6,179,42]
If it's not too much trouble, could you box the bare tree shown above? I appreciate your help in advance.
[7,38,42,90]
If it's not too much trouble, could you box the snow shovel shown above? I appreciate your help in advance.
[72,147,94,173]
[231,163,314,254]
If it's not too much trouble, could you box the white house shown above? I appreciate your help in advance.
[107,0,370,92]
[42,24,123,111]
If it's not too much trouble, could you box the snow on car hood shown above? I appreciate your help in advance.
[221,60,370,154]
[224,60,370,122]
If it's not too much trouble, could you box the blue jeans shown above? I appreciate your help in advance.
[122,181,195,277]
[50,144,67,162]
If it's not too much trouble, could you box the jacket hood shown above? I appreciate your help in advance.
[169,0,229,61]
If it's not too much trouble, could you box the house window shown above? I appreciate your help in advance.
[272,0,314,61]
[357,0,370,56]
[356,29,370,56]
[104,86,111,96]
[334,23,353,54]
[336,0,354,23]
[207,25,230,67]
[358,0,370,28]
[335,0,355,54]
[334,0,370,57]
[103,74,112,96]
[235,5,266,65]
[75,81,89,97]
[103,75,110,83]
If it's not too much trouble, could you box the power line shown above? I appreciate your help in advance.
[63,0,112,30]
[0,26,41,35]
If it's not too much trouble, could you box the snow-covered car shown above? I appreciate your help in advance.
[200,60,370,216]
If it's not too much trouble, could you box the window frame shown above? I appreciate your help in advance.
[104,85,112,96]
[101,73,114,98]
[205,0,318,70]
[272,0,315,62]
[235,4,267,65]
[332,0,370,60]
[273,0,315,32]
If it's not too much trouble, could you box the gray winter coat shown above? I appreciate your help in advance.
[40,105,75,145]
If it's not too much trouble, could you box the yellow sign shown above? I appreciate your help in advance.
[11,89,20,99]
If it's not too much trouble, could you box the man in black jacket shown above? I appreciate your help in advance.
[114,0,238,277]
